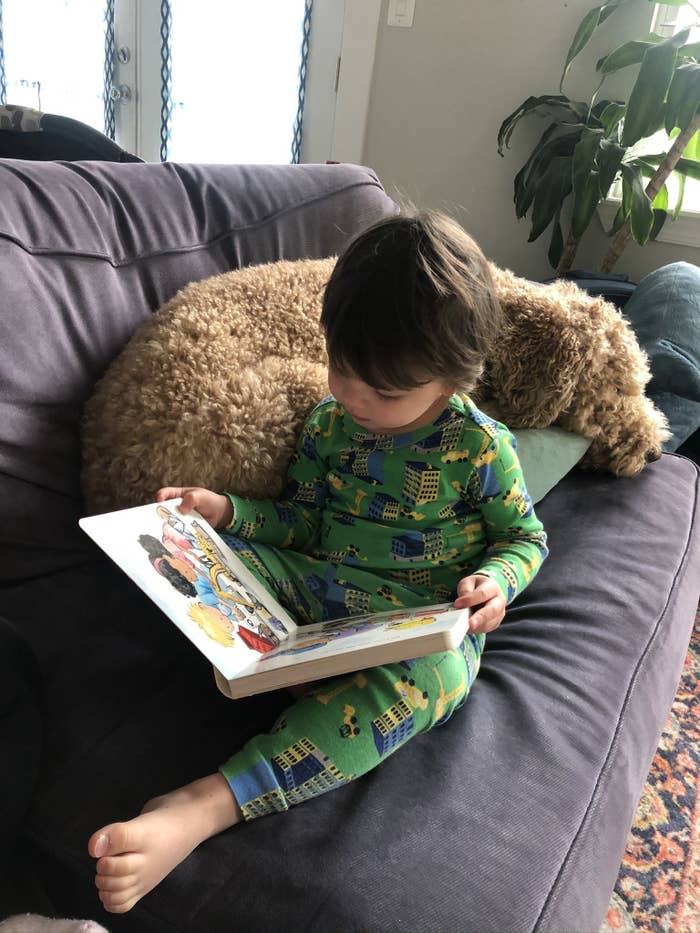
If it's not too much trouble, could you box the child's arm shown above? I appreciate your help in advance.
[456,428,549,630]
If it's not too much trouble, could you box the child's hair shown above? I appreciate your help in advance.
[320,210,501,392]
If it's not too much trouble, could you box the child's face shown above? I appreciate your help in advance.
[328,367,454,435]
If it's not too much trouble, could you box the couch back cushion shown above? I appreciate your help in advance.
[0,159,397,581]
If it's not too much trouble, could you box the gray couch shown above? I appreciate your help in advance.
[1,158,699,933]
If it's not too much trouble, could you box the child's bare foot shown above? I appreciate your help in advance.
[88,774,242,913]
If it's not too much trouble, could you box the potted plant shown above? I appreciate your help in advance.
[497,0,700,274]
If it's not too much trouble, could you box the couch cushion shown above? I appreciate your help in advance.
[5,453,699,933]
[0,160,397,582]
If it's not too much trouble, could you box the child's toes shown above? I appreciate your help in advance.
[95,871,135,893]
[98,887,141,914]
[96,852,141,879]
[88,821,139,859]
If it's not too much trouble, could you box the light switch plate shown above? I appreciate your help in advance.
[388,0,415,28]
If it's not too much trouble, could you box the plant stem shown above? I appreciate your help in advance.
[557,230,580,275]
[600,110,700,273]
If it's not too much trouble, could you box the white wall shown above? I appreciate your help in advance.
[359,0,700,281]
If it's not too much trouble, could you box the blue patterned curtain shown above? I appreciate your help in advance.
[291,0,313,164]
[103,0,115,138]
[160,0,172,162]
[0,0,7,105]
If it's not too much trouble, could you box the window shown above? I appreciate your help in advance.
[646,2,700,216]
[168,1,308,164]
[599,2,700,246]
[2,0,106,130]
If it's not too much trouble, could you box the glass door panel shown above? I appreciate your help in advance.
[2,0,106,131]
[168,0,307,163]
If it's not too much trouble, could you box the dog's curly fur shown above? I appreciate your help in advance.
[81,258,669,514]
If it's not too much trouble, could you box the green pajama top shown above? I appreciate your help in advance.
[225,394,548,605]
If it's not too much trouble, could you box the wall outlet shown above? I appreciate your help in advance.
[388,0,415,28]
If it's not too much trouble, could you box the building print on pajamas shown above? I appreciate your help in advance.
[271,738,348,804]
[391,528,443,561]
[468,407,500,437]
[372,699,415,756]
[273,504,299,527]
[438,493,478,522]
[286,477,326,509]
[472,462,502,503]
[403,462,441,506]
[228,738,349,819]
[368,492,401,522]
[388,566,432,588]
[502,477,533,518]
[317,542,369,566]
[221,535,275,585]
[338,448,384,485]
[305,565,372,619]
[413,416,463,454]
[301,430,319,459]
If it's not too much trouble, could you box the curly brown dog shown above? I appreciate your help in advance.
[81,258,668,514]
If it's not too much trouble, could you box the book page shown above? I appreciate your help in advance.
[79,499,297,679]
[233,603,469,686]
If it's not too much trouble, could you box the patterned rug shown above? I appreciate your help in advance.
[602,610,700,933]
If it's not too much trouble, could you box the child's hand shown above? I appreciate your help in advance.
[156,486,234,529]
[454,574,506,634]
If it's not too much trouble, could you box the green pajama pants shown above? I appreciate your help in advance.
[218,537,485,820]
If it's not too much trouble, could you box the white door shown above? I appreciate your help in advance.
[0,0,380,164]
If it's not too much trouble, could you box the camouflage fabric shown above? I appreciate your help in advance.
[0,104,43,132]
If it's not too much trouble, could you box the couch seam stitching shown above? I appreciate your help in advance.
[0,179,385,268]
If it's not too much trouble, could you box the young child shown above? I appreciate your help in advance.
[88,211,548,913]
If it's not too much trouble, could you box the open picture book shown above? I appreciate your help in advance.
[79,499,471,698]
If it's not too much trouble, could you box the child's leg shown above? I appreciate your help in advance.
[88,635,482,913]
[221,634,484,819]
[88,534,480,913]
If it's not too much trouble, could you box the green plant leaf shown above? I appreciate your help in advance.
[665,62,700,133]
[514,125,583,217]
[682,129,700,160]
[570,128,606,237]
[622,30,690,146]
[673,169,686,218]
[652,0,691,6]
[652,183,669,210]
[598,101,626,135]
[622,164,654,244]
[598,137,626,193]
[650,208,668,240]
[497,95,586,155]
[629,156,662,177]
[640,153,700,179]
[560,0,627,91]
[609,202,629,234]
[596,35,663,74]
[670,157,700,178]
[528,156,573,242]
[548,211,565,269]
